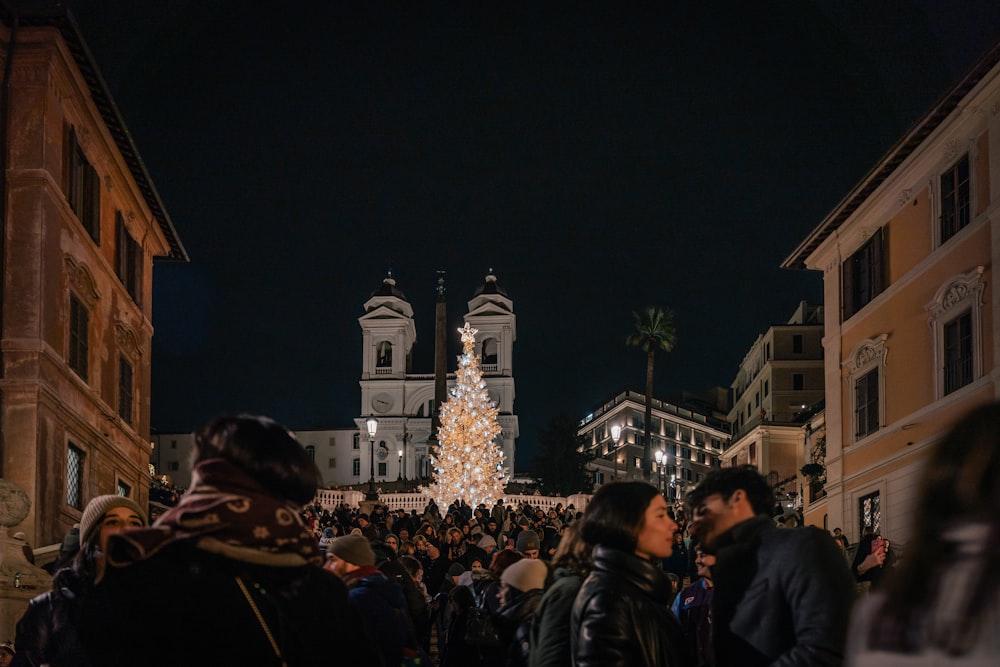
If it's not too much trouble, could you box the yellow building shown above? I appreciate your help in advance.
[784,43,999,545]
[0,5,186,547]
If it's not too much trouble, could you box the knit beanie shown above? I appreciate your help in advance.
[515,529,540,553]
[478,534,497,551]
[500,558,547,593]
[328,534,375,566]
[448,562,466,577]
[80,495,148,544]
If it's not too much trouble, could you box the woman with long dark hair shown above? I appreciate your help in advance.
[846,401,1000,664]
[571,481,690,666]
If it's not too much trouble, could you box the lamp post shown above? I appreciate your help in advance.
[365,416,378,500]
[397,449,403,481]
[610,424,622,481]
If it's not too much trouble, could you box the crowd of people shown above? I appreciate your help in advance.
[4,399,998,665]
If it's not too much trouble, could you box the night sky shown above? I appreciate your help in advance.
[63,1,1000,471]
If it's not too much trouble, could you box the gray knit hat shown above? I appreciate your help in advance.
[327,534,375,567]
[515,529,540,553]
[80,495,148,544]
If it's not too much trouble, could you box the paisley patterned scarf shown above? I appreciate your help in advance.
[106,458,322,568]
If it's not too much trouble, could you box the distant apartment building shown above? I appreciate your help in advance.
[153,271,519,490]
[722,301,824,501]
[0,6,187,547]
[578,389,730,502]
[784,42,1000,542]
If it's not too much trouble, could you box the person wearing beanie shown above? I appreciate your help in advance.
[79,414,377,666]
[0,640,14,667]
[14,494,147,667]
[516,528,541,559]
[326,534,418,666]
[496,558,548,667]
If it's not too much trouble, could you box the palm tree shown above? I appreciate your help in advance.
[626,306,677,481]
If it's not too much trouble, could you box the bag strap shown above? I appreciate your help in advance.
[235,576,288,667]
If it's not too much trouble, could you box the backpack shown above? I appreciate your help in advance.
[464,590,502,648]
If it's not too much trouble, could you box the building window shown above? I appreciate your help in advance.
[859,491,881,536]
[793,373,804,391]
[65,126,101,244]
[763,379,769,397]
[115,213,143,306]
[168,461,179,472]
[353,433,360,450]
[694,431,705,447]
[67,442,83,510]
[943,313,972,394]
[352,458,361,476]
[378,462,387,476]
[305,445,315,461]
[754,391,760,407]
[118,356,133,425]
[681,447,691,460]
[664,421,676,439]
[69,293,89,381]
[792,334,803,353]
[842,228,887,320]
[117,480,131,497]
[846,334,888,442]
[940,154,970,244]
[927,268,984,399]
[329,458,336,468]
[376,340,392,367]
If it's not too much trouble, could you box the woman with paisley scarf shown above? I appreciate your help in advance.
[81,414,378,666]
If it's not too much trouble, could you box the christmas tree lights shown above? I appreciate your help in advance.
[422,322,509,508]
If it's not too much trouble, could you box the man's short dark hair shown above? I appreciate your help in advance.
[686,465,774,516]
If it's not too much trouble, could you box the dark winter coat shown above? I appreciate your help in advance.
[346,566,416,667]
[495,587,544,667]
[80,541,375,666]
[14,569,92,667]
[528,566,585,667]
[711,514,855,667]
[571,545,689,667]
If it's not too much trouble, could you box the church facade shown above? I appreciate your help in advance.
[152,270,519,490]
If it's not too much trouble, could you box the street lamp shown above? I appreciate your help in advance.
[365,415,378,500]
[610,424,622,481]
[397,448,403,481]
[654,449,665,492]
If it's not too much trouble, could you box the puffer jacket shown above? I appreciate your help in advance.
[495,587,544,667]
[571,545,689,667]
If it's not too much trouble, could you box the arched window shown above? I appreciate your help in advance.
[376,340,392,367]
[481,337,498,365]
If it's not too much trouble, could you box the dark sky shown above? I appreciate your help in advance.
[63,1,1000,471]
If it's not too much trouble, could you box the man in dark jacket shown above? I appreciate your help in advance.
[688,465,855,667]
[327,534,416,667]
[495,558,548,667]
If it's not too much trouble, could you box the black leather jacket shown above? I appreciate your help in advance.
[571,545,689,667]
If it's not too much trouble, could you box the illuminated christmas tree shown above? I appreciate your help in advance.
[423,322,508,508]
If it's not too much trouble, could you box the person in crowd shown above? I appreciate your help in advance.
[571,481,689,667]
[327,533,417,666]
[14,494,147,667]
[663,531,689,583]
[672,546,716,667]
[80,414,374,666]
[318,525,336,553]
[495,558,548,667]
[516,529,541,559]
[41,523,80,574]
[832,527,850,553]
[845,400,1000,665]
[484,549,525,614]
[687,464,854,667]
[372,539,431,662]
[441,584,482,667]
[851,525,890,592]
[384,533,400,552]
[528,522,593,667]
[0,640,15,667]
